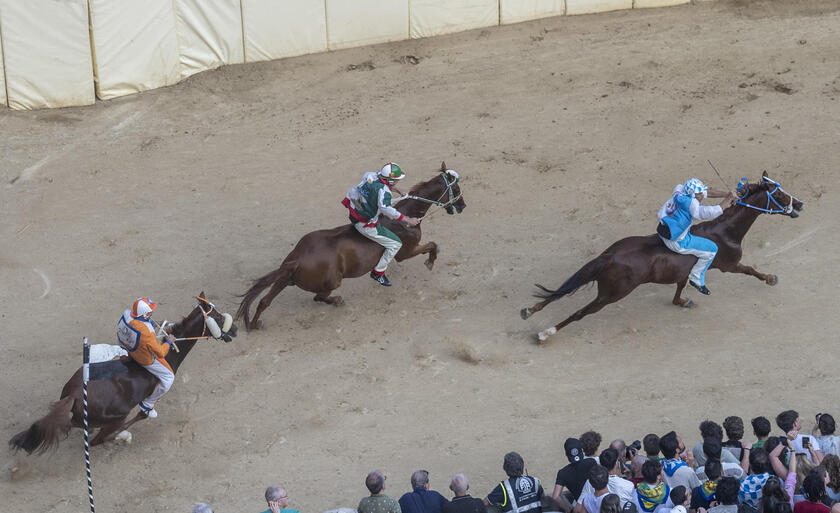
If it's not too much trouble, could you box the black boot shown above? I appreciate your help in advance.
[689,280,711,295]
[370,271,392,287]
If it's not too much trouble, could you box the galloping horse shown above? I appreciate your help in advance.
[521,173,804,341]
[9,293,237,453]
[237,162,466,330]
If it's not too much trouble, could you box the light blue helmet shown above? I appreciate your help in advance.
[684,178,708,198]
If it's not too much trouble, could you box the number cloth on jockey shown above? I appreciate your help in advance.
[342,172,404,273]
[486,476,543,513]
[116,310,174,408]
[659,192,723,287]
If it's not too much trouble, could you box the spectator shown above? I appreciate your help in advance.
[690,459,722,513]
[776,411,824,464]
[821,455,840,502]
[691,422,739,466]
[813,415,840,459]
[582,432,604,461]
[601,494,622,513]
[759,477,791,513]
[739,447,773,511]
[575,466,610,513]
[635,460,671,513]
[193,504,213,513]
[611,440,630,477]
[709,477,739,513]
[554,438,598,504]
[793,455,816,504]
[723,417,745,462]
[631,455,648,486]
[485,452,544,513]
[359,471,401,513]
[695,438,745,480]
[753,418,773,449]
[670,486,690,512]
[579,448,636,507]
[660,432,700,491]
[793,474,830,513]
[442,474,486,513]
[262,485,299,513]
[767,435,797,503]
[399,470,448,513]
[645,435,663,462]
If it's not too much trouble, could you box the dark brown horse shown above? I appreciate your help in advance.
[9,293,237,453]
[237,162,466,330]
[521,173,804,341]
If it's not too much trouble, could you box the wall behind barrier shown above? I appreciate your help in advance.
[0,0,711,110]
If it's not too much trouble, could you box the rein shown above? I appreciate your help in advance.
[735,176,801,215]
[396,172,461,220]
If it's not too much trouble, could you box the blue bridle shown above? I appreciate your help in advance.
[735,176,800,215]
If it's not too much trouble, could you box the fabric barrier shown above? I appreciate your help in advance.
[634,0,690,8]
[89,0,181,100]
[242,0,326,62]
[566,0,632,15]
[410,0,499,39]
[326,0,408,50]
[0,0,94,109]
[0,22,6,107]
[175,0,245,79]
[500,0,566,25]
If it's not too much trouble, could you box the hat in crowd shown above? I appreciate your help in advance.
[565,438,583,463]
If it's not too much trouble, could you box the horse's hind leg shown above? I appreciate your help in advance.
[521,298,553,320]
[672,279,694,308]
[537,283,634,341]
[250,280,289,329]
[723,262,778,286]
[90,418,128,446]
[314,291,344,306]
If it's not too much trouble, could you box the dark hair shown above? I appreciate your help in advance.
[822,454,840,492]
[600,448,619,472]
[819,414,836,436]
[643,434,660,456]
[703,437,722,460]
[803,473,826,502]
[503,452,524,478]
[659,432,679,459]
[589,464,610,491]
[749,447,771,475]
[366,472,385,494]
[581,431,603,457]
[699,420,724,441]
[764,436,782,456]
[776,410,799,433]
[705,459,723,481]
[717,477,740,505]
[723,416,745,441]
[669,486,687,506]
[771,503,793,513]
[600,494,621,513]
[759,476,789,513]
[752,417,772,438]
[642,460,662,484]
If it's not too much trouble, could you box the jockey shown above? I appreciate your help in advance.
[116,297,176,419]
[657,178,735,295]
[342,162,421,286]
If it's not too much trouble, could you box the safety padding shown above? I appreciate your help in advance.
[410,0,499,39]
[0,20,7,107]
[634,0,689,8]
[89,0,181,100]
[326,0,409,50]
[500,0,566,25]
[175,0,245,79]
[242,0,327,62]
[0,0,94,109]
[566,0,632,15]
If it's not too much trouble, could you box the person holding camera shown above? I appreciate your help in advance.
[812,414,840,459]
[776,411,824,465]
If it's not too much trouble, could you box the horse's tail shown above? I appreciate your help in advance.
[235,261,296,324]
[9,395,74,454]
[534,253,612,302]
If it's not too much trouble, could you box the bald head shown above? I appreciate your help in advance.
[610,440,626,460]
[450,473,469,496]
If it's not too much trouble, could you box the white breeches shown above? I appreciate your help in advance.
[354,223,403,273]
[141,360,174,407]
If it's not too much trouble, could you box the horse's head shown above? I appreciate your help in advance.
[736,171,804,218]
[406,161,466,214]
[175,292,239,342]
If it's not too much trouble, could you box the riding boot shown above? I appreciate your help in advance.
[689,280,711,295]
[370,271,392,287]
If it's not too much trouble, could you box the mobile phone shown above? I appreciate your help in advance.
[802,436,810,448]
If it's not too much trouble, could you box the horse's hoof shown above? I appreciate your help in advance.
[766,275,778,286]
[521,308,533,320]
[537,327,556,341]
[115,430,132,445]
[248,320,263,331]
[682,299,695,309]
[333,297,345,307]
[424,259,435,271]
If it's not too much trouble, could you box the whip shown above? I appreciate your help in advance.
[707,160,732,192]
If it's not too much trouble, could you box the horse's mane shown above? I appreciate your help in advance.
[407,173,439,196]
[714,181,765,221]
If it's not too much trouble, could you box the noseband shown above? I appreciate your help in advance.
[735,176,800,215]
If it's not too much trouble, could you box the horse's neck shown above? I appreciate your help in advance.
[164,310,203,373]
[711,197,764,243]
[397,187,438,218]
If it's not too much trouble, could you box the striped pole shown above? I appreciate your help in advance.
[82,337,95,513]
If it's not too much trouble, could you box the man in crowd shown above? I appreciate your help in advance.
[581,432,603,462]
[554,438,598,506]
[644,435,662,462]
[690,422,739,466]
[690,459,721,513]
[635,460,671,513]
[738,447,772,511]
[751,417,772,449]
[442,474,486,513]
[695,438,745,480]
[631,455,648,486]
[485,452,544,513]
[776,410,824,464]
[708,477,738,513]
[578,448,635,507]
[660,432,700,491]
[721,417,745,462]
[399,470,448,513]
[261,485,299,513]
[359,471,402,513]
[574,466,610,513]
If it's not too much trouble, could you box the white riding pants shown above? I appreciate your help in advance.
[141,360,174,408]
[354,222,402,273]
[661,233,718,286]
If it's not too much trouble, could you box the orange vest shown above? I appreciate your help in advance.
[117,311,171,367]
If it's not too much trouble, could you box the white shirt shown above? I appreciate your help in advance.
[579,475,636,507]
[695,462,746,481]
[791,434,822,462]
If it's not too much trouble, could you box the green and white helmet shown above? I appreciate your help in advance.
[379,162,405,185]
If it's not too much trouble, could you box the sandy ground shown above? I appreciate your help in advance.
[2,1,840,512]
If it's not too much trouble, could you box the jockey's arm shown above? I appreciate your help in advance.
[378,188,420,226]
[142,330,171,359]
[689,198,724,221]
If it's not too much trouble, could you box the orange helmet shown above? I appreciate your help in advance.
[131,297,157,319]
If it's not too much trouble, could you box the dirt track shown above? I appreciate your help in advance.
[2,1,839,512]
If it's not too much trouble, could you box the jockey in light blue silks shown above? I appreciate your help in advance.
[342,163,421,287]
[657,178,735,295]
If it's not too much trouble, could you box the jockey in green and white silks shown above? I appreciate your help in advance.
[342,163,421,286]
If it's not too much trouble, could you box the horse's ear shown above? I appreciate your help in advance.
[440,161,447,172]
[198,291,205,300]
[761,170,768,178]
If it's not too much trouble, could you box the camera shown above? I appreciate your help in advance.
[626,440,642,459]
[803,436,810,449]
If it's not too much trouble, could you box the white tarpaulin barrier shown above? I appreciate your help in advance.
[566,0,631,15]
[0,22,6,107]
[242,0,327,62]
[0,0,94,109]
[634,0,690,8]
[500,0,566,25]
[175,0,245,79]
[326,0,408,50]
[410,0,498,39]
[89,0,181,100]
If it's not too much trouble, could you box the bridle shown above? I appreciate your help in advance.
[396,172,462,219]
[735,176,800,215]
[159,297,234,349]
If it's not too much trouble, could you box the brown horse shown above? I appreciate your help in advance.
[237,162,466,330]
[521,172,804,341]
[9,293,237,453]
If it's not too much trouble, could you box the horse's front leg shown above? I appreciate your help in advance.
[395,241,439,270]
[672,279,694,308]
[723,262,778,286]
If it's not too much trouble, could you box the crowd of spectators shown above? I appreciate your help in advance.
[190,411,840,513]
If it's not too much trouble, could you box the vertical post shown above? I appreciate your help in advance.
[82,337,95,513]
